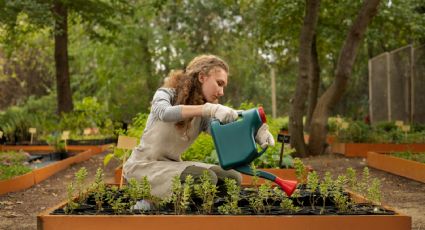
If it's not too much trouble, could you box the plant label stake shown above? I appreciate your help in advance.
[210,107,297,196]
[29,128,36,144]
[277,131,291,168]
[116,136,138,188]
[61,131,70,152]
[402,125,410,141]
[91,127,99,135]
[83,128,91,136]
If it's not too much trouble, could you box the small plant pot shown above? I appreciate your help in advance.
[331,142,425,157]
[367,151,425,183]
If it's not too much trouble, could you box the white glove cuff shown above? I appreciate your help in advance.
[202,103,216,118]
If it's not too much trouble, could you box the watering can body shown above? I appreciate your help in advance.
[210,107,297,196]
[210,107,266,170]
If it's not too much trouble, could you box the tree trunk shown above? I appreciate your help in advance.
[308,0,381,155]
[305,34,320,131]
[289,0,321,157]
[53,1,73,115]
[271,66,277,118]
[140,35,156,99]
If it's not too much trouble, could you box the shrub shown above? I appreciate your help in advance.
[0,151,32,180]
[59,97,114,136]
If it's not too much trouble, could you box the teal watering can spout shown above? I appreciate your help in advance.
[210,107,297,196]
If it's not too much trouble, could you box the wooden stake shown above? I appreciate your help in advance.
[116,136,138,188]
[119,154,127,189]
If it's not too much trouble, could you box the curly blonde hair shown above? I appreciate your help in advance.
[163,54,229,129]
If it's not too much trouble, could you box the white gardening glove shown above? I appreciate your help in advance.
[202,103,238,124]
[255,123,275,148]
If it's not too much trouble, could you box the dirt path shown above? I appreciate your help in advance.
[0,151,424,229]
[0,151,120,230]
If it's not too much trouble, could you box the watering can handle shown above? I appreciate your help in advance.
[257,146,268,157]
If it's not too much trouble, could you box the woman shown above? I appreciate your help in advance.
[123,54,274,198]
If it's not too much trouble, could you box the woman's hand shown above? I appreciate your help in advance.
[202,103,238,124]
[255,124,275,148]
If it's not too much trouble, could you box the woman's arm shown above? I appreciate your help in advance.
[151,88,237,123]
[180,105,204,119]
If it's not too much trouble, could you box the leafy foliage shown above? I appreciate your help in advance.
[391,151,425,164]
[217,178,241,215]
[59,97,114,136]
[0,150,32,180]
[193,170,218,214]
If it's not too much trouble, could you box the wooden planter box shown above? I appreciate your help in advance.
[304,135,335,144]
[37,191,411,230]
[0,144,112,195]
[0,171,36,195]
[113,167,311,185]
[367,151,425,183]
[331,142,425,158]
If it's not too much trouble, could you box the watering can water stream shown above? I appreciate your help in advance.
[210,107,297,196]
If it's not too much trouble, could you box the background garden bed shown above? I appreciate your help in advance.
[0,144,112,195]
[0,149,90,195]
[367,151,425,183]
[331,142,425,157]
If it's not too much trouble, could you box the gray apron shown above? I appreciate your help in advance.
[123,117,215,198]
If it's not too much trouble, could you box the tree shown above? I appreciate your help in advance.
[307,0,381,155]
[0,0,129,115]
[289,0,321,156]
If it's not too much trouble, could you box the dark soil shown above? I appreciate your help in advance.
[50,184,394,216]
[0,151,424,229]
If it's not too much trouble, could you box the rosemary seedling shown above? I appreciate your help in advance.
[307,171,319,210]
[332,175,352,213]
[91,168,106,213]
[319,172,333,214]
[194,170,218,214]
[293,157,307,183]
[167,175,194,215]
[218,178,241,215]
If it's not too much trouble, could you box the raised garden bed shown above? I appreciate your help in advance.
[0,144,112,195]
[331,142,425,157]
[367,151,425,183]
[0,149,91,195]
[37,166,411,230]
[37,186,410,230]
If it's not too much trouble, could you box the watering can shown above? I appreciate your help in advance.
[210,107,297,196]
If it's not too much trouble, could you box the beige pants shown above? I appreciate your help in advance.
[180,165,242,185]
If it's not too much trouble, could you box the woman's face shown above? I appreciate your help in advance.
[199,67,228,103]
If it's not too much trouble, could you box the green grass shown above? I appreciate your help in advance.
[0,151,33,180]
[391,151,425,164]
